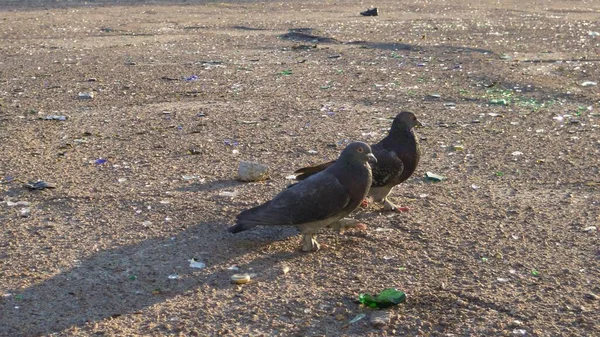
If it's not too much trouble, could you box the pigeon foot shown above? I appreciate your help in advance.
[301,234,321,252]
[383,199,409,212]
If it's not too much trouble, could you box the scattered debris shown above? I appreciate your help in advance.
[453,144,464,151]
[358,288,406,308]
[188,258,206,269]
[219,191,239,198]
[581,81,597,87]
[349,313,366,324]
[489,99,509,105]
[582,226,597,232]
[585,292,599,300]
[282,266,290,275]
[227,265,239,271]
[512,151,523,156]
[238,161,270,182]
[95,158,107,165]
[425,172,446,182]
[24,180,56,190]
[512,329,527,336]
[167,274,180,280]
[20,208,31,217]
[230,274,251,284]
[42,115,67,121]
[278,69,293,76]
[77,92,94,100]
[5,200,31,207]
[184,75,199,81]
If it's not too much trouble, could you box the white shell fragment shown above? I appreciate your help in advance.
[237,161,270,182]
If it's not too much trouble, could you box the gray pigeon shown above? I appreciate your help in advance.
[294,111,421,212]
[228,142,376,252]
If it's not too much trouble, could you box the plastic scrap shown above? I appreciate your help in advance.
[359,288,406,308]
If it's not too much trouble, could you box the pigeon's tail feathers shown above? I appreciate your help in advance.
[294,161,335,180]
[228,203,272,233]
[227,222,257,233]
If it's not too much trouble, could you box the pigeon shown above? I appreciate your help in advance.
[294,111,422,212]
[228,142,376,252]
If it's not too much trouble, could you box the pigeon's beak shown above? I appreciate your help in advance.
[367,153,377,163]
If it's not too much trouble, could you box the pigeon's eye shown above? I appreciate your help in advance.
[357,147,364,153]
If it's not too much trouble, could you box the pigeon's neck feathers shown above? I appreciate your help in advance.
[330,159,372,202]
[383,122,415,145]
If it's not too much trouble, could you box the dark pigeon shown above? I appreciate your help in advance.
[294,111,422,212]
[228,142,376,252]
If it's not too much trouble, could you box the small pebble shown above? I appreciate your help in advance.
[20,207,31,217]
[238,161,270,182]
[585,292,599,300]
[370,311,391,328]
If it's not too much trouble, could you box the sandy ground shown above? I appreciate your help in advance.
[0,0,599,336]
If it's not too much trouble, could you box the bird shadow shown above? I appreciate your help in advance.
[175,179,244,193]
[0,219,304,336]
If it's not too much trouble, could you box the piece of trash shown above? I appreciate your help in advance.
[42,115,67,121]
[278,69,292,76]
[282,266,290,275]
[589,31,600,37]
[375,228,394,232]
[444,102,456,107]
[359,288,406,308]
[488,112,502,117]
[360,8,378,16]
[531,269,540,277]
[582,226,597,232]
[20,208,31,217]
[223,139,239,147]
[581,81,597,87]
[188,259,206,269]
[425,172,446,182]
[24,180,56,190]
[238,161,270,182]
[167,274,180,280]
[77,92,94,100]
[285,175,297,180]
[181,175,200,181]
[219,191,238,198]
[471,184,480,190]
[349,313,366,324]
[512,151,523,156]
[328,54,341,59]
[184,75,199,81]
[495,171,504,177]
[128,275,137,281]
[95,158,107,165]
[419,193,428,198]
[230,274,251,284]
[227,265,239,271]
[118,178,127,183]
[307,149,318,154]
[427,93,441,99]
[6,201,31,207]
[497,277,510,282]
[453,144,464,151]
[489,99,509,105]
[512,329,527,336]
[142,221,152,227]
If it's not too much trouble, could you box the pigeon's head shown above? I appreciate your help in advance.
[340,141,377,164]
[392,111,422,130]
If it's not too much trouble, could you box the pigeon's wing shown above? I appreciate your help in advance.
[293,160,335,180]
[370,144,404,188]
[233,171,351,229]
